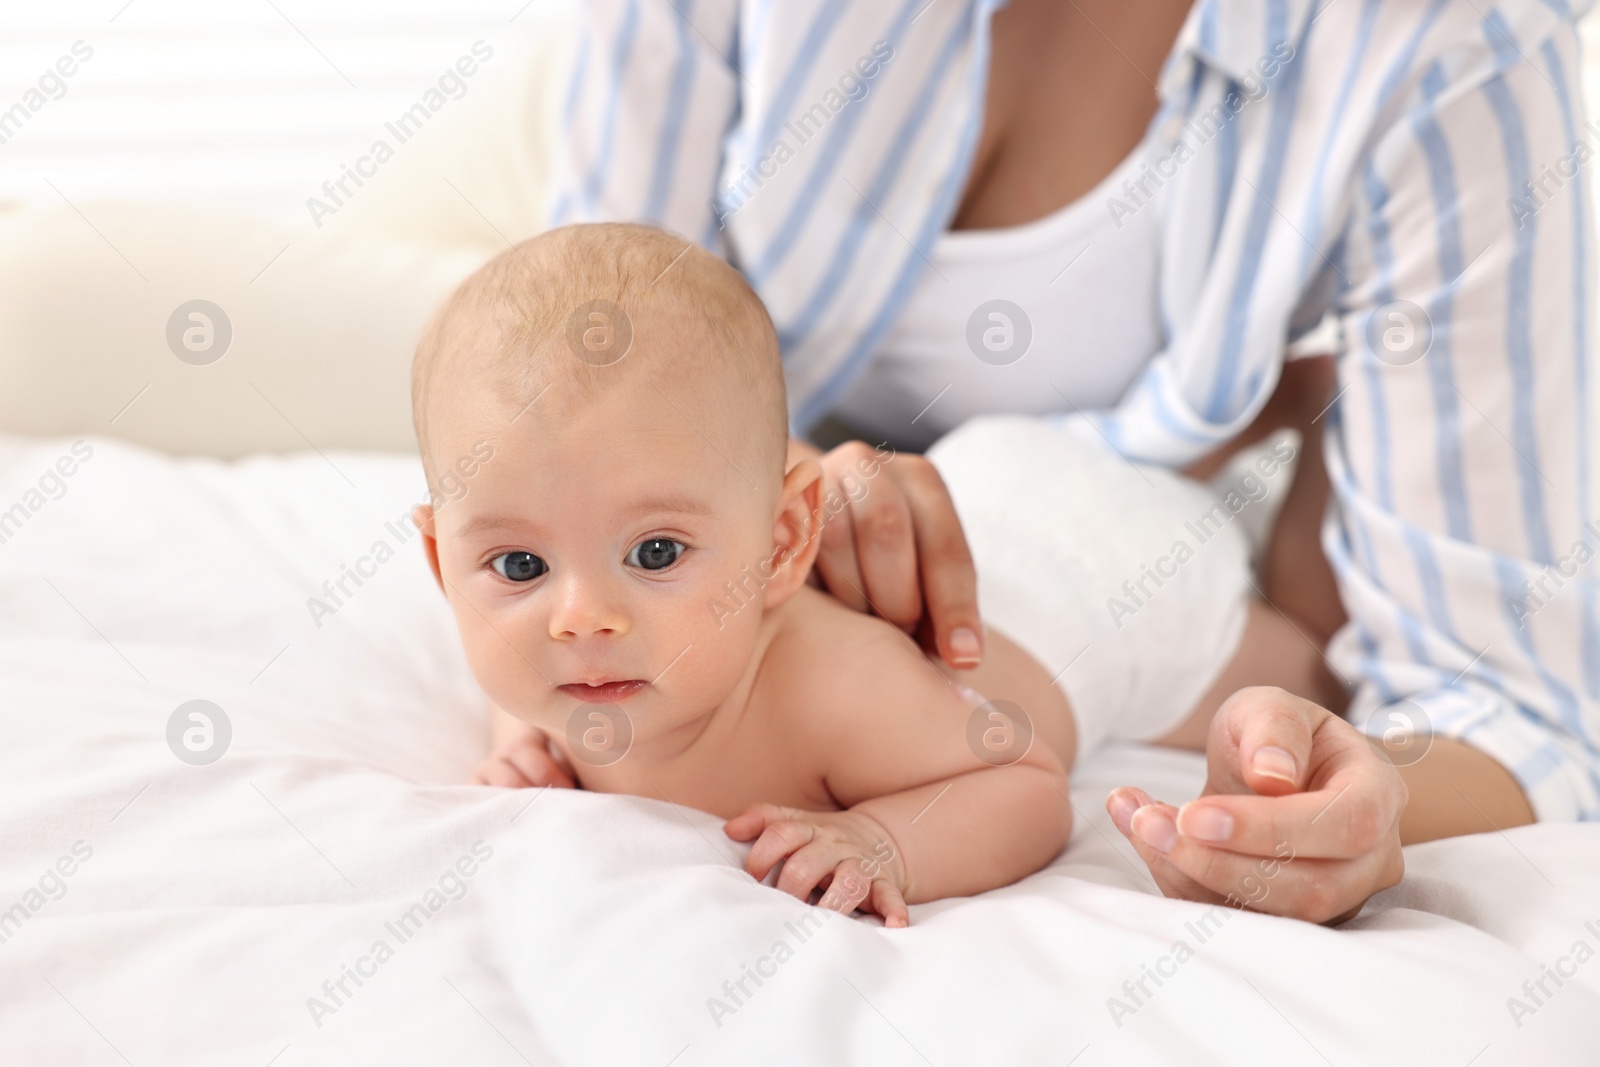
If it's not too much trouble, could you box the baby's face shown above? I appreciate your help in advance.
[418,365,795,760]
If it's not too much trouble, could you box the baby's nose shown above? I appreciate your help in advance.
[547,572,631,640]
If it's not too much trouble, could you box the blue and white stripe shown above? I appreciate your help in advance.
[550,0,1600,822]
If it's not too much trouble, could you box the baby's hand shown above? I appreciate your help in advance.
[724,805,910,928]
[471,722,576,789]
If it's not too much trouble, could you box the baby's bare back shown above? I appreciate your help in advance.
[572,587,1074,819]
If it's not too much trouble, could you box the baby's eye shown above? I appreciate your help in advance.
[490,551,548,582]
[626,538,685,571]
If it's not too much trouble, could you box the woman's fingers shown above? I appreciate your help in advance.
[1193,688,1407,860]
[1176,765,1403,860]
[1125,801,1314,918]
[1119,796,1392,923]
[813,442,983,668]
[1109,794,1226,905]
[1143,823,1396,924]
[1211,686,1323,797]
[814,503,870,612]
[1106,786,1146,837]
[1113,690,1409,923]
[899,460,983,668]
[1110,790,1216,900]
[847,480,922,629]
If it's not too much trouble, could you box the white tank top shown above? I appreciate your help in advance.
[832,142,1164,452]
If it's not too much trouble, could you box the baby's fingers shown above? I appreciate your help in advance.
[775,839,856,901]
[723,803,804,842]
[737,817,816,883]
[474,757,535,789]
[505,745,575,789]
[869,879,910,928]
[817,863,909,926]
[815,859,873,915]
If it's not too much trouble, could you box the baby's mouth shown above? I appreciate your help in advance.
[558,679,647,703]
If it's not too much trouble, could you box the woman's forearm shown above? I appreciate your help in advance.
[1396,736,1534,844]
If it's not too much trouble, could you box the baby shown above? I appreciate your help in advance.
[411,223,1337,926]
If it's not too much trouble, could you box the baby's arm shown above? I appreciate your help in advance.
[852,733,1071,903]
[472,704,575,789]
[726,625,1072,923]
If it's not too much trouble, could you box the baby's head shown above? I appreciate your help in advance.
[411,223,822,759]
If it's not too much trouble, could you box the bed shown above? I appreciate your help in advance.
[3,431,1598,1066]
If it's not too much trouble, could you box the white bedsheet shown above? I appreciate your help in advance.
[2,433,1598,1066]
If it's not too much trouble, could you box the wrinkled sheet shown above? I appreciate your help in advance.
[2,433,1597,1066]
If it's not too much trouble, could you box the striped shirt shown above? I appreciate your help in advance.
[551,0,1600,822]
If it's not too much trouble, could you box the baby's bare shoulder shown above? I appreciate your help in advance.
[769,584,925,672]
[762,587,963,743]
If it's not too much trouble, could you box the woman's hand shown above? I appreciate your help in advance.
[1106,686,1406,924]
[792,437,983,669]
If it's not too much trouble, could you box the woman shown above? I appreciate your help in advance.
[547,0,1598,921]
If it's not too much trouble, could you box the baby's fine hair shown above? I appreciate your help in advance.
[411,222,788,492]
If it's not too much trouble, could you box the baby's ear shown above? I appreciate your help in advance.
[761,458,823,610]
[412,504,445,593]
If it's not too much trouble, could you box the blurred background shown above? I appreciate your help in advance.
[0,1,1596,458]
[0,0,572,456]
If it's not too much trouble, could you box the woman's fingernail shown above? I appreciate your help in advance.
[1178,804,1234,843]
[1252,746,1298,783]
[1108,791,1140,835]
[1131,806,1178,854]
[949,627,981,664]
